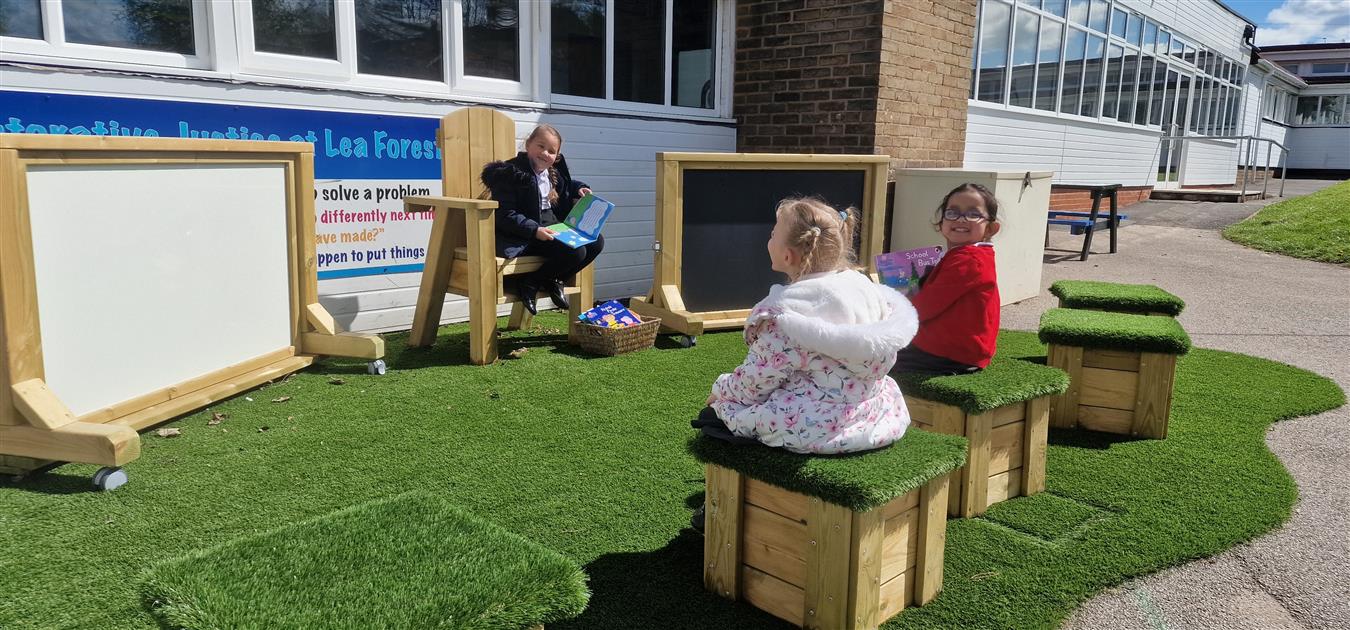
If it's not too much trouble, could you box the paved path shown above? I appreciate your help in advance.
[999,180,1349,630]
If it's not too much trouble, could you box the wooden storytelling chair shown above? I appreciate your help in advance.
[405,108,593,365]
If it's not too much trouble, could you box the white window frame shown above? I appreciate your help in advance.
[0,0,213,70]
[544,0,735,118]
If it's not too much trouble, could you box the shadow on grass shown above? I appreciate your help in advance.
[0,471,96,495]
[1048,427,1149,450]
[553,529,794,630]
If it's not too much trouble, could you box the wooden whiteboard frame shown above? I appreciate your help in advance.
[630,152,890,336]
[0,135,383,470]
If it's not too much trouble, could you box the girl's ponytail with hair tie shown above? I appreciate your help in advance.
[838,210,848,221]
[807,226,821,237]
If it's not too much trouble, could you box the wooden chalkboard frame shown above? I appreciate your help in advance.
[0,134,383,474]
[630,152,889,336]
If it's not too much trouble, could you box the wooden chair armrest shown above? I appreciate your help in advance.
[403,195,498,213]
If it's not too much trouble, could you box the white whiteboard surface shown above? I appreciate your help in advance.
[26,164,294,417]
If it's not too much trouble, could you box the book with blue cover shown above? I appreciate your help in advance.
[546,193,614,249]
[577,300,642,328]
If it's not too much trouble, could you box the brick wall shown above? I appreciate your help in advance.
[734,0,885,153]
[1049,186,1154,212]
[876,0,976,172]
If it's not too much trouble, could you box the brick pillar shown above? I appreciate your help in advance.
[734,0,884,153]
[877,0,977,171]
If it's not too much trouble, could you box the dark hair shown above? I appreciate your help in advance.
[932,182,1000,228]
[526,124,563,207]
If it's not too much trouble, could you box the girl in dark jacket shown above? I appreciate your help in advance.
[480,123,604,315]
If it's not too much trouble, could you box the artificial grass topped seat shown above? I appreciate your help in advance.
[892,357,1071,415]
[1050,280,1186,316]
[688,428,967,512]
[143,493,590,630]
[1039,307,1192,355]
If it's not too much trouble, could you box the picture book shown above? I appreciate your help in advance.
[578,300,642,329]
[547,193,614,249]
[875,246,944,297]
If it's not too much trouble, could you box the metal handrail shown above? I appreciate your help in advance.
[1157,134,1290,198]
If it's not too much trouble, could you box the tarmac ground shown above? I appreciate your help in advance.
[999,179,1349,630]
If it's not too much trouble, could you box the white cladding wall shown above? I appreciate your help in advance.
[0,68,736,333]
[964,105,1162,187]
[1286,127,1350,169]
[1180,138,1239,184]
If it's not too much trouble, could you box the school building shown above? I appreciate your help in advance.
[1,0,1343,333]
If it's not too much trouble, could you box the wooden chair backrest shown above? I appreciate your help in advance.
[439,108,517,199]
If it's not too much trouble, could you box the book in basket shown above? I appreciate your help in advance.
[875,246,943,297]
[546,193,614,249]
[578,300,642,329]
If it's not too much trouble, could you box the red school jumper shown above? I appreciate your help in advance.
[908,243,999,368]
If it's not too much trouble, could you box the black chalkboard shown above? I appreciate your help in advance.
[679,169,867,313]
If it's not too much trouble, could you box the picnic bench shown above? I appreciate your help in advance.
[1046,184,1126,261]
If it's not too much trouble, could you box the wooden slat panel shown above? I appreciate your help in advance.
[744,477,808,523]
[743,524,807,588]
[1083,348,1141,371]
[1047,344,1084,428]
[704,464,743,599]
[903,395,939,426]
[878,568,914,620]
[986,468,1023,506]
[1132,352,1177,439]
[465,207,500,364]
[1080,366,1139,410]
[849,507,885,629]
[804,498,852,629]
[0,149,43,428]
[1023,396,1050,495]
[0,421,139,466]
[988,420,1025,475]
[988,402,1026,428]
[111,356,313,431]
[490,110,515,164]
[960,410,992,518]
[743,505,806,563]
[879,488,919,521]
[743,565,804,627]
[1078,404,1135,434]
[466,108,496,199]
[879,507,918,584]
[440,109,472,198]
[913,473,949,605]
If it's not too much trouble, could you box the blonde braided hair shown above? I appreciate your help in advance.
[775,197,859,282]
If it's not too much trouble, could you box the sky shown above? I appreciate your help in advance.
[1224,0,1350,46]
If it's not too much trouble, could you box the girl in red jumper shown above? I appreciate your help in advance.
[892,183,1001,375]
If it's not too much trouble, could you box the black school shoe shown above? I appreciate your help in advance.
[546,279,570,311]
[691,503,706,534]
[516,279,539,315]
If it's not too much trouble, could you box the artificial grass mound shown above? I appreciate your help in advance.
[892,357,1070,415]
[1039,307,1192,355]
[688,429,967,512]
[1049,280,1185,316]
[142,493,590,630]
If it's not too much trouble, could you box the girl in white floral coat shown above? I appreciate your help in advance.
[697,197,919,455]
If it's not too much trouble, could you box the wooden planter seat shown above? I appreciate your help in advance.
[688,430,968,629]
[894,358,1070,518]
[1039,308,1192,439]
[1049,280,1185,317]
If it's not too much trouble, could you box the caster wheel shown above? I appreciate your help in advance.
[680,335,698,348]
[367,359,387,375]
[92,467,127,491]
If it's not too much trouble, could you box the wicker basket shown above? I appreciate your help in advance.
[571,315,661,356]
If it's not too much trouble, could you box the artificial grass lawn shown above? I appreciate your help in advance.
[689,429,967,512]
[0,314,1342,629]
[1222,179,1350,266]
[1039,308,1192,355]
[892,357,1070,415]
[1049,280,1186,316]
[143,493,589,629]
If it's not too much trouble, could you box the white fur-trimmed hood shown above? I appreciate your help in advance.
[748,270,918,368]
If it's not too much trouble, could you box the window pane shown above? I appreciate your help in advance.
[1170,36,1184,59]
[673,0,716,109]
[64,0,194,54]
[552,0,606,98]
[1135,55,1153,124]
[1208,79,1220,131]
[253,0,335,60]
[1043,0,1066,17]
[1088,0,1108,32]
[1160,70,1178,131]
[1009,9,1039,108]
[1109,8,1126,38]
[1061,28,1086,114]
[356,0,442,80]
[1080,34,1104,117]
[1117,46,1136,122]
[976,0,1012,104]
[1102,44,1123,120]
[1157,31,1170,58]
[464,0,520,80]
[1310,62,1346,74]
[1184,45,1195,66]
[614,0,664,104]
[0,0,42,39]
[1149,60,1166,126]
[1295,96,1319,124]
[1125,14,1141,46]
[1068,0,1088,25]
[1035,19,1061,111]
[1143,21,1157,54]
[1176,75,1191,132]
[1319,95,1345,124]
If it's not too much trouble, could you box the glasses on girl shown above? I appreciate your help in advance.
[942,208,988,222]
